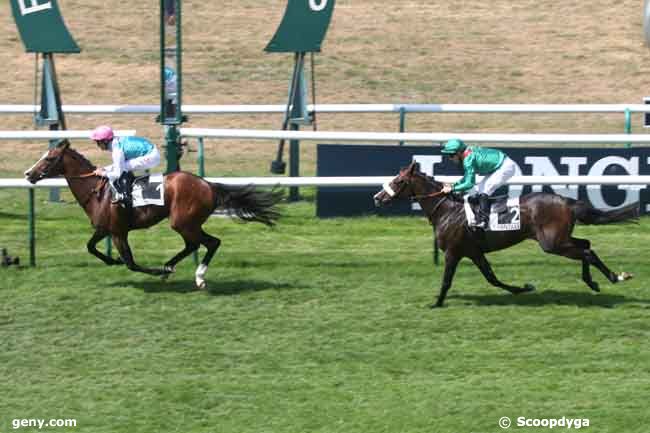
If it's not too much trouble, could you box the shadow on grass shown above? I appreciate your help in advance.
[115,279,299,296]
[453,290,650,308]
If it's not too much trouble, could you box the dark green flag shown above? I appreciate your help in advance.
[265,0,335,53]
[10,0,80,53]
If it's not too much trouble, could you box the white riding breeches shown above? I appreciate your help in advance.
[475,157,516,195]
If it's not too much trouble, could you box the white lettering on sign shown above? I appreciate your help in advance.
[411,155,442,210]
[587,156,640,210]
[525,156,587,199]
[18,0,52,16]
[309,0,328,12]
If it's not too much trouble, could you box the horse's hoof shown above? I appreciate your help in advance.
[196,280,207,290]
[589,282,600,292]
[428,302,444,309]
[523,283,536,292]
[618,272,633,282]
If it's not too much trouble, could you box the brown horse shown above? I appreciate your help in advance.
[373,162,638,308]
[24,140,282,289]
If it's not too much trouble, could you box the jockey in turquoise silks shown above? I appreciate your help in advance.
[440,139,516,229]
[91,126,161,207]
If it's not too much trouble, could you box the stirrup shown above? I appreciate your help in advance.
[111,192,125,204]
[474,220,488,230]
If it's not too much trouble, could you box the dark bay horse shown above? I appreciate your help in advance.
[24,140,282,289]
[373,162,638,308]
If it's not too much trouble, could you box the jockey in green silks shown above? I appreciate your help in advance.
[440,139,516,229]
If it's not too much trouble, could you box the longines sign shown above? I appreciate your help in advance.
[316,144,650,217]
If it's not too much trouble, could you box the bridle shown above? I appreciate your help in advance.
[381,176,449,223]
[34,147,105,205]
[381,178,447,202]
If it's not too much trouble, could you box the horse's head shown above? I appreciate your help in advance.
[373,162,443,207]
[24,140,70,184]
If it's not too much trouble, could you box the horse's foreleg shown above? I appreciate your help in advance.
[87,229,122,266]
[112,234,170,276]
[432,252,461,308]
[470,253,535,294]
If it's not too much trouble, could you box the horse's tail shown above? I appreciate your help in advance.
[212,184,284,227]
[572,200,640,225]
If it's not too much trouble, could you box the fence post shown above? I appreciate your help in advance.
[28,189,35,266]
[193,137,205,265]
[625,108,632,148]
[399,106,406,146]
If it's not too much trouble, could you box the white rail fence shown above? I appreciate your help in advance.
[181,128,650,144]
[3,103,650,115]
[4,176,650,189]
[0,130,136,140]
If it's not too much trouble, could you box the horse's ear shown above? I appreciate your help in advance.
[409,162,421,174]
[55,139,70,150]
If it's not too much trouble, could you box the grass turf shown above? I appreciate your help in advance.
[1,189,650,432]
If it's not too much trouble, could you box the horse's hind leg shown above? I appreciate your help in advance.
[549,236,632,290]
[166,226,221,289]
[470,252,535,294]
[163,238,200,273]
[194,230,221,289]
[112,234,170,276]
[539,236,601,292]
[582,244,633,284]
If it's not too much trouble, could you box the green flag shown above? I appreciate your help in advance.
[10,0,80,53]
[265,0,335,53]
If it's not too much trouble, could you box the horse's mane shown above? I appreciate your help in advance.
[415,172,468,230]
[66,147,96,170]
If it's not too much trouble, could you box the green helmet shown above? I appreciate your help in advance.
[441,139,466,154]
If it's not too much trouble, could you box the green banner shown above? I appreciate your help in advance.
[265,0,335,53]
[10,0,80,53]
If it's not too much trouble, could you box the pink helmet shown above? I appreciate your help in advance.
[91,125,114,141]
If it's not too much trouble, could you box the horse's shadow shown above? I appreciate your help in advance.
[453,290,650,308]
[115,278,299,296]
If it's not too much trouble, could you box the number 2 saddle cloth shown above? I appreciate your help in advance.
[463,195,521,231]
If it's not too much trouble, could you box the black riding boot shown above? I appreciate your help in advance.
[476,193,490,229]
[119,172,134,208]
[111,172,133,207]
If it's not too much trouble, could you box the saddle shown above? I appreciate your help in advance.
[467,194,509,214]
[110,173,165,207]
[464,194,521,231]
[131,173,165,207]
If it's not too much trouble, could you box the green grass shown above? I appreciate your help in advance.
[2,189,650,432]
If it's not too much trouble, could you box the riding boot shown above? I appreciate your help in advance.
[476,193,490,230]
[119,172,134,208]
[110,179,125,204]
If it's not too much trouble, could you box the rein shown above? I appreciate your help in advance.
[410,189,449,225]
[69,172,97,179]
[410,190,447,200]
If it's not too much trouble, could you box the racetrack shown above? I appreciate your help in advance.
[3,0,650,430]
[2,189,649,432]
